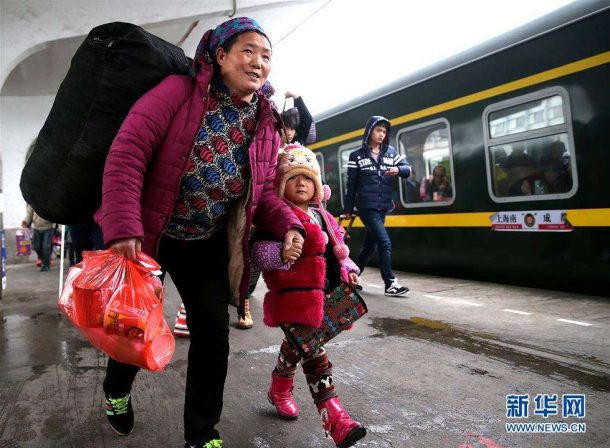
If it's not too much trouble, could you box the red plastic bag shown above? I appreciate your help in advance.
[58,250,174,371]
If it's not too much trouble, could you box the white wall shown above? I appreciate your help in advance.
[0,95,55,227]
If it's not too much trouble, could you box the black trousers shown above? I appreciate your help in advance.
[104,233,230,444]
[69,222,105,263]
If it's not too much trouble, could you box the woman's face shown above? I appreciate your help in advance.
[216,31,272,102]
[433,166,446,185]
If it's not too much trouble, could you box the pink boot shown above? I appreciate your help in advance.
[317,397,366,448]
[267,374,299,419]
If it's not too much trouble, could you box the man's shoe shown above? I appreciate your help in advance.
[237,298,254,329]
[184,440,223,448]
[40,266,50,272]
[384,279,409,297]
[105,393,134,435]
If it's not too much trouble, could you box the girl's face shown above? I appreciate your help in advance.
[285,127,296,143]
[284,174,315,205]
[216,31,271,102]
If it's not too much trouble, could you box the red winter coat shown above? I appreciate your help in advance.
[95,35,302,306]
[261,206,357,328]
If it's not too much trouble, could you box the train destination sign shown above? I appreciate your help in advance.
[490,210,573,232]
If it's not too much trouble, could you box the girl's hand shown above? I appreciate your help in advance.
[349,272,359,286]
[281,243,302,263]
[110,237,141,261]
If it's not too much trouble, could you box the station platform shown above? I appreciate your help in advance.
[1,259,608,448]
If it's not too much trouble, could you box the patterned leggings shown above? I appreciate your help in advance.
[273,339,337,405]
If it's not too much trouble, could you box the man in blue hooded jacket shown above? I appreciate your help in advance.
[343,116,410,296]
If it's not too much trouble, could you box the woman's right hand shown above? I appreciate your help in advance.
[110,237,142,261]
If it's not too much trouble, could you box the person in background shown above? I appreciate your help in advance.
[95,17,304,448]
[539,141,571,193]
[420,164,453,202]
[69,222,105,264]
[63,226,76,266]
[405,169,421,203]
[281,91,315,145]
[492,147,510,196]
[22,204,54,271]
[504,143,535,169]
[342,116,411,296]
[252,144,366,448]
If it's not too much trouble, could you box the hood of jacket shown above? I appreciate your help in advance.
[362,115,391,151]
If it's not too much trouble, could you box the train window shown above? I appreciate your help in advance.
[489,95,565,138]
[396,118,455,207]
[315,151,326,184]
[484,87,577,203]
[337,141,361,210]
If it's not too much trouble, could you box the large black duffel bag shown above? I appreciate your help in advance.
[20,22,192,224]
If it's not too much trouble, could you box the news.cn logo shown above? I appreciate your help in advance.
[505,393,586,434]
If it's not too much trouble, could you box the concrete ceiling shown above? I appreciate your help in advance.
[0,0,326,96]
[1,0,579,115]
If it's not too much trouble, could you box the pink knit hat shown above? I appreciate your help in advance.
[276,144,324,203]
[276,144,349,260]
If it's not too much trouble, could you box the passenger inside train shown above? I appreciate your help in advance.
[493,139,573,197]
[404,169,421,203]
[420,164,453,202]
[539,140,572,193]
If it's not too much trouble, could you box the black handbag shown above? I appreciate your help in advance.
[281,281,368,357]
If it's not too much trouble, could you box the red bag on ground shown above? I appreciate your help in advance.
[58,250,174,371]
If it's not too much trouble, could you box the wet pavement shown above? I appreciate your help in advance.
[1,260,609,447]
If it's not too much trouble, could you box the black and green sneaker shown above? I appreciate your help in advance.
[184,440,223,448]
[105,392,134,435]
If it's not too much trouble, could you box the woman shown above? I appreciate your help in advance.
[95,17,304,448]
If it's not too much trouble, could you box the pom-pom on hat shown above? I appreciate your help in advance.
[276,144,324,203]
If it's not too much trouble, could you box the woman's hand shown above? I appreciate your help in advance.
[284,91,299,99]
[110,237,142,261]
[349,272,359,286]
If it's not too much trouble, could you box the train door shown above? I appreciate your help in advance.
[337,141,361,210]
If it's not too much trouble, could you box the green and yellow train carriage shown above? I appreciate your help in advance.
[311,1,609,296]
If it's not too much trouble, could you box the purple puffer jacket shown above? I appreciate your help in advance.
[95,39,302,306]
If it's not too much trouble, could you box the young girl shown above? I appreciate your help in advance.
[251,144,367,448]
